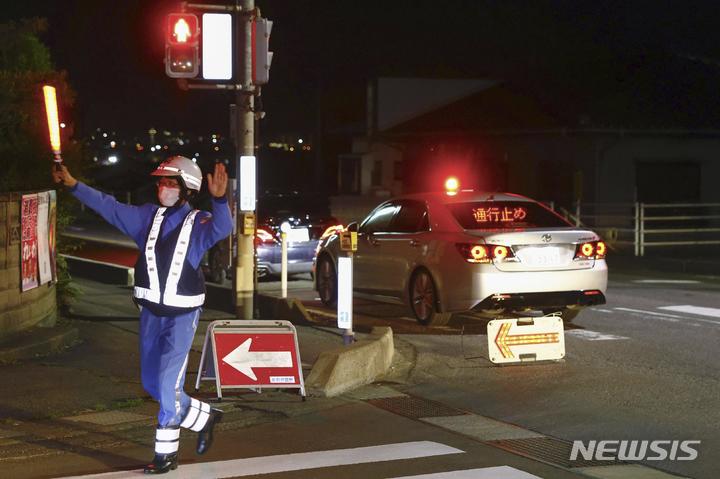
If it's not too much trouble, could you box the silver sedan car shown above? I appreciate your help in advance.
[314,191,607,325]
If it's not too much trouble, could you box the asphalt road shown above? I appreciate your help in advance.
[271,270,720,479]
[58,227,719,478]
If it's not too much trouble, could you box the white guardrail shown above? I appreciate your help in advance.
[550,202,720,256]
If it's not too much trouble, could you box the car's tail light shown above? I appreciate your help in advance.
[595,241,607,259]
[320,224,344,241]
[456,243,514,263]
[492,245,509,260]
[255,228,277,246]
[574,241,607,260]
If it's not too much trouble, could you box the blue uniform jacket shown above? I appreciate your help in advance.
[70,181,233,280]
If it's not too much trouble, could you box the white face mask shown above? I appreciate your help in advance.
[158,186,181,207]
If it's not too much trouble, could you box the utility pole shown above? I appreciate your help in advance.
[235,0,255,319]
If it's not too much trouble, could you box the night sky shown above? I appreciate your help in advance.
[3,1,720,138]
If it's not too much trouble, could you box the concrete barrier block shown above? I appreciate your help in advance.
[306,326,394,397]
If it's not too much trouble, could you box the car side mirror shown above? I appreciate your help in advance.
[347,221,359,233]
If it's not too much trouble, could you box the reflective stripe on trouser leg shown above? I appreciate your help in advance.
[140,308,200,427]
[154,427,180,455]
[180,398,211,432]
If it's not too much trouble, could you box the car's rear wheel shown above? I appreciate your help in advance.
[410,269,451,326]
[316,256,337,306]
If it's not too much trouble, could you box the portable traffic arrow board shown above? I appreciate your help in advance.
[487,316,565,364]
[195,320,305,399]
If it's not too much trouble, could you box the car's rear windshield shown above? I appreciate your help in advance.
[446,201,570,229]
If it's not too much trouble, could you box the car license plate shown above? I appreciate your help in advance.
[287,227,309,243]
[517,246,563,267]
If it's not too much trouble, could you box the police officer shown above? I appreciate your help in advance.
[53,156,233,474]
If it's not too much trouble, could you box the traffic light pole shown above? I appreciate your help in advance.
[235,0,255,320]
[170,1,265,320]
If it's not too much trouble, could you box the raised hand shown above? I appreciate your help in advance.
[207,162,228,198]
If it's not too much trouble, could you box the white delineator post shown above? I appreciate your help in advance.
[281,231,288,298]
[337,254,354,345]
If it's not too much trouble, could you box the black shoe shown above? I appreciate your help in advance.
[196,408,223,455]
[143,453,178,474]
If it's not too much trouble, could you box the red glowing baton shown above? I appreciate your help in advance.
[42,85,63,166]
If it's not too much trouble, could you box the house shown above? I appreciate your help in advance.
[330,76,720,225]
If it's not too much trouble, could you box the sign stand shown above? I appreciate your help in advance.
[195,320,306,400]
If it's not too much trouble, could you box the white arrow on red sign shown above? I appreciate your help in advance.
[221,338,293,381]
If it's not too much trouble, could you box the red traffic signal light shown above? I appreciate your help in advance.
[165,13,199,78]
[167,13,199,46]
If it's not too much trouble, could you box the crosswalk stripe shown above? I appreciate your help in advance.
[58,441,464,479]
[387,466,543,478]
[659,305,720,319]
[566,329,628,341]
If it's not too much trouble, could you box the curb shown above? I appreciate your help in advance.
[0,324,80,363]
[305,326,395,397]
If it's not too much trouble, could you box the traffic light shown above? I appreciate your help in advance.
[165,13,200,78]
[252,17,273,85]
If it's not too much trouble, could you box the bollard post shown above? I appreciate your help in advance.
[281,231,288,299]
[337,223,358,346]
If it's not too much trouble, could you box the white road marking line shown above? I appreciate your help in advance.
[632,279,701,284]
[566,330,629,341]
[613,307,682,321]
[659,305,720,319]
[58,441,464,479]
[594,309,614,313]
[388,466,543,479]
[614,307,719,326]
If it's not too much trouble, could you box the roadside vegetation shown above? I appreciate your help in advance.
[0,18,86,311]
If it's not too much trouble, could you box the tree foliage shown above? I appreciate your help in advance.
[0,18,86,310]
[0,18,83,193]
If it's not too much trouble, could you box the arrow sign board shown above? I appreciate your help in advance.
[487,316,565,364]
[196,320,305,398]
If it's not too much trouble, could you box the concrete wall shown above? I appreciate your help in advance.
[0,192,57,337]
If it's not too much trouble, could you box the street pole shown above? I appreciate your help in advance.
[235,0,255,319]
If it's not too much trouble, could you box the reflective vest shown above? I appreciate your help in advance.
[133,207,205,315]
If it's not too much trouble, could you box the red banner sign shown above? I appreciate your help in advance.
[21,194,39,291]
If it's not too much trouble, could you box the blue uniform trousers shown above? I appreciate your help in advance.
[139,307,200,427]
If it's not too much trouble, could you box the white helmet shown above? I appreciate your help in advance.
[151,156,202,192]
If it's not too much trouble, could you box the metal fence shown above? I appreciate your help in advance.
[551,202,720,256]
